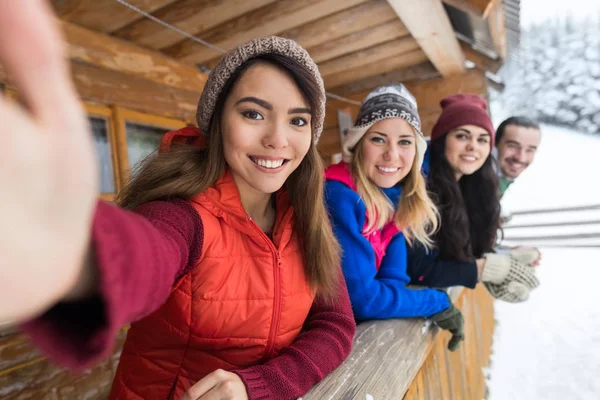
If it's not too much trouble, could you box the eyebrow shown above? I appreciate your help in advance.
[288,107,311,115]
[506,139,538,149]
[235,96,272,110]
[371,131,414,138]
[235,97,310,115]
[454,128,490,137]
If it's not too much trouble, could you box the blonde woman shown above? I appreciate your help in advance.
[325,84,464,351]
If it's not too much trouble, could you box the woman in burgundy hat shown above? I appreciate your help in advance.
[407,94,541,303]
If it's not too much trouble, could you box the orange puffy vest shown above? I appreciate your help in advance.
[109,171,315,399]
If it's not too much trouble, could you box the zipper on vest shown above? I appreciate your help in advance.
[246,215,282,358]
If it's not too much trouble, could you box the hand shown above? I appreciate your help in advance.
[429,298,464,352]
[180,369,248,400]
[0,1,98,322]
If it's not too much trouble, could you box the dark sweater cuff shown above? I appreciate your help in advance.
[234,370,271,400]
[20,201,127,371]
[463,261,479,288]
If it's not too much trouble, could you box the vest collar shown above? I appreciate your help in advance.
[192,169,295,248]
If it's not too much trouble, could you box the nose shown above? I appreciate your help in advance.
[383,143,399,161]
[465,138,476,151]
[261,121,289,149]
[514,148,525,162]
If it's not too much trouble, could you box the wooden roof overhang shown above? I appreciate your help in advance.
[1,0,518,152]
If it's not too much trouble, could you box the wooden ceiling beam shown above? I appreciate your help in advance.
[163,0,370,65]
[51,0,177,34]
[460,42,502,73]
[62,21,207,92]
[329,62,439,96]
[281,0,397,50]
[441,0,496,18]
[308,20,409,64]
[387,0,466,77]
[1,61,199,122]
[202,0,397,70]
[113,0,278,50]
[488,0,508,59]
[318,36,419,78]
[323,49,429,89]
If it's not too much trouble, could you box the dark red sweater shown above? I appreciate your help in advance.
[21,200,355,400]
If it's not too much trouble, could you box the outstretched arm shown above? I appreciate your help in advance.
[406,243,479,289]
[21,200,204,370]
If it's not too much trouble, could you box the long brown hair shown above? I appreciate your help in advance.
[117,54,340,301]
[428,134,501,261]
[351,134,439,248]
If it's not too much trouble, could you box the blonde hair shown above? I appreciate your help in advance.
[351,135,439,249]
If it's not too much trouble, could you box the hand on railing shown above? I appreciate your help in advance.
[481,249,540,303]
[430,295,464,352]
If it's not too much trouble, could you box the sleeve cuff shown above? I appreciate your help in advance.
[234,370,271,400]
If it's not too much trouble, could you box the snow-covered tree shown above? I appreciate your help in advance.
[493,15,600,135]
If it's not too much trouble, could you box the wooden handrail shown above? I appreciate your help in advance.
[304,287,464,399]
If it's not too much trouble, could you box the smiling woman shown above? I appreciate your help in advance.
[4,26,356,399]
[427,94,499,262]
[323,84,467,352]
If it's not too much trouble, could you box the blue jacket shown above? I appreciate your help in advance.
[407,147,478,289]
[324,179,450,321]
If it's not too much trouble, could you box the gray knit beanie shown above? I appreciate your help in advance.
[196,36,326,143]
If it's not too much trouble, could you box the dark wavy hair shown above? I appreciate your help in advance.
[428,134,501,261]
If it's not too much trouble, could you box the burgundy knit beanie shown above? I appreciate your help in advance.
[430,94,495,147]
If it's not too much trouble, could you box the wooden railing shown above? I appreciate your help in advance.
[0,285,495,399]
[304,284,495,399]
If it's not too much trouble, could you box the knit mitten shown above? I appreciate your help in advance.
[430,296,464,351]
[511,247,540,265]
[484,280,532,303]
[482,252,540,303]
[480,252,539,285]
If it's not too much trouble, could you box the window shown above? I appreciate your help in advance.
[113,108,186,185]
[85,104,120,201]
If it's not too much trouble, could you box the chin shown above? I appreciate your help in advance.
[461,167,479,177]
[251,181,286,194]
[371,177,399,188]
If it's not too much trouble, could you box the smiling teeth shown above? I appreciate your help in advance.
[254,158,284,169]
[462,156,476,161]
[378,166,399,173]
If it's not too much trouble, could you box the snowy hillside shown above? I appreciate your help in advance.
[487,125,600,400]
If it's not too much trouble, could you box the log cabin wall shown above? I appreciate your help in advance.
[1,0,517,398]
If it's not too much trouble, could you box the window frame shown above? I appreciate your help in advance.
[112,107,187,187]
[85,102,121,202]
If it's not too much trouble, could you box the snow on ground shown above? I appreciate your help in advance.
[488,125,600,400]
